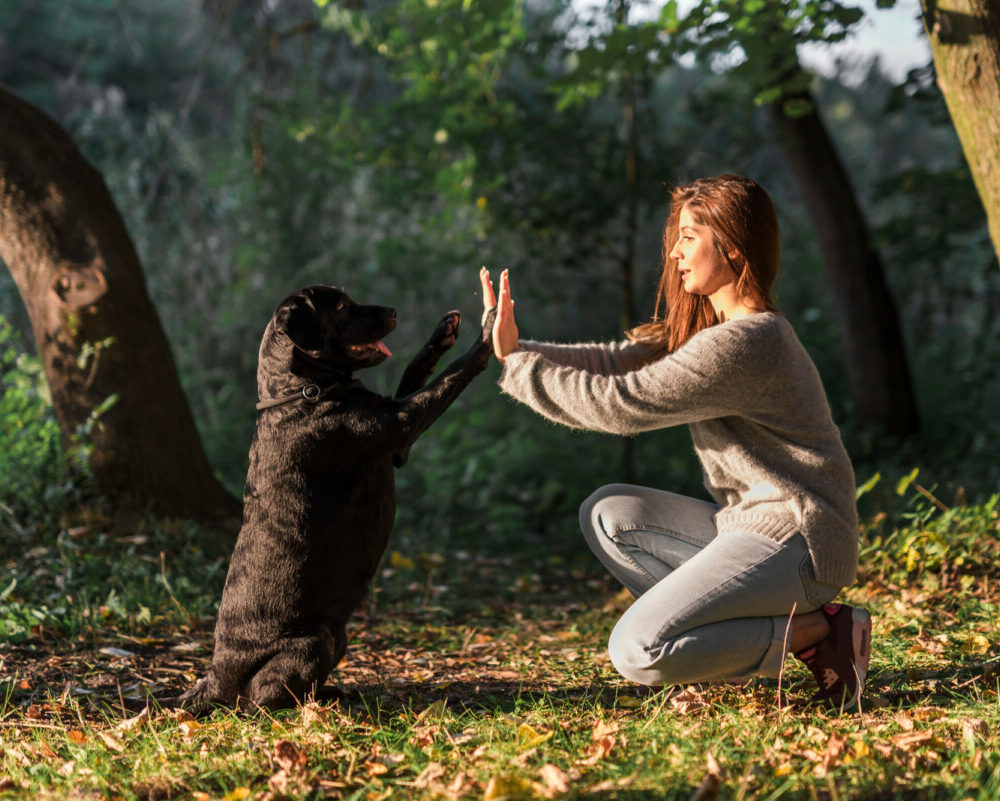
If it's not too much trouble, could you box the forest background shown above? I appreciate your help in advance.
[2,0,998,541]
[1,1,1000,799]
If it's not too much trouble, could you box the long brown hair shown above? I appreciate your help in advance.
[628,174,781,354]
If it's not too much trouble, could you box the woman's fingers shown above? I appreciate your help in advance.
[494,269,519,362]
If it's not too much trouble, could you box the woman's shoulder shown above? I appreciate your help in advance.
[687,311,790,352]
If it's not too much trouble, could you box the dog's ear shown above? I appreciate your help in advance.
[276,297,324,354]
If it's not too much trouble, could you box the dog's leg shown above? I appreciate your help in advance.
[394,311,461,398]
[359,307,497,457]
[244,635,338,712]
[392,311,461,467]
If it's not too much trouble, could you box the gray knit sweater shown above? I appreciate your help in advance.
[498,312,858,587]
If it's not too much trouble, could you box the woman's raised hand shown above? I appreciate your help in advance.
[479,267,519,363]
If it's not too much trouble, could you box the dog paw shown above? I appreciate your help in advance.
[431,310,461,350]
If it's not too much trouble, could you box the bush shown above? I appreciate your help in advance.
[0,316,87,535]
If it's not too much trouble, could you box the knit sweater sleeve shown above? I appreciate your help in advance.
[516,339,654,375]
[499,321,764,435]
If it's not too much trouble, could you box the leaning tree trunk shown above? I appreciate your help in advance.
[0,85,239,520]
[921,0,1000,261]
[769,89,920,438]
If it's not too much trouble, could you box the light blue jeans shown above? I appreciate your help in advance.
[579,484,841,686]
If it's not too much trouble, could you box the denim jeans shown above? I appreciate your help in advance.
[579,483,841,686]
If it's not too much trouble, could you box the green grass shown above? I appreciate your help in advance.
[1,486,998,800]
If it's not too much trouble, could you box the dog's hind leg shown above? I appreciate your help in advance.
[245,636,337,712]
[174,673,227,717]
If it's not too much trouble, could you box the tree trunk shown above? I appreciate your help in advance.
[0,85,239,520]
[769,91,921,438]
[616,0,639,483]
[921,0,1000,261]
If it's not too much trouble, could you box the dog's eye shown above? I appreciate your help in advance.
[335,302,346,311]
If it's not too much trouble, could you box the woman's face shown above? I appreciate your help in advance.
[669,204,735,297]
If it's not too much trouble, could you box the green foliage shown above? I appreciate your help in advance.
[0,579,61,645]
[675,0,868,103]
[858,468,1000,588]
[0,318,85,534]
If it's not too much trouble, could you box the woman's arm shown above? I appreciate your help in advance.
[517,339,654,375]
[498,322,763,435]
[480,268,653,374]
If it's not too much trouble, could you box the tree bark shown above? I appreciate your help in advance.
[769,91,921,438]
[921,0,1000,261]
[0,85,239,520]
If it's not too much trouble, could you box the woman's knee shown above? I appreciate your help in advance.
[578,483,640,543]
[607,615,672,686]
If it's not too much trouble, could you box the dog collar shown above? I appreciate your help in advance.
[256,383,330,411]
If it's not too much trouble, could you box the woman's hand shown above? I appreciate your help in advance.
[479,267,519,363]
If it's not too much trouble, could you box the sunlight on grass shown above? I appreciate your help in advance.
[1,484,999,799]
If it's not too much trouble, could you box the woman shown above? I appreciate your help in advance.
[479,174,871,710]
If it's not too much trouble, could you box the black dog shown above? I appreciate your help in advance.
[180,285,496,711]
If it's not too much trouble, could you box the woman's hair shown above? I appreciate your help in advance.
[628,174,781,354]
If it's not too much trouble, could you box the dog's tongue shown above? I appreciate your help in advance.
[376,341,392,357]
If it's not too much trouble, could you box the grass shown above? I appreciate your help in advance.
[0,484,998,800]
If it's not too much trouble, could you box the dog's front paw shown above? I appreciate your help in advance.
[431,310,461,352]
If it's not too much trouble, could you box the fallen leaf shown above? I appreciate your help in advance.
[617,696,643,708]
[962,633,990,656]
[409,726,439,748]
[871,742,893,758]
[961,718,988,740]
[691,751,724,801]
[447,771,471,798]
[813,733,846,778]
[364,761,389,778]
[537,763,570,797]
[577,720,618,765]
[300,702,329,726]
[517,722,554,749]
[413,762,447,789]
[67,730,86,745]
[221,789,251,801]
[37,740,58,761]
[99,647,136,658]
[116,707,150,733]
[909,633,949,655]
[274,740,307,772]
[483,774,533,800]
[96,731,124,752]
[669,686,708,714]
[891,730,935,752]
[390,551,416,569]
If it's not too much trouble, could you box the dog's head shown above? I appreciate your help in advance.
[259,286,397,393]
